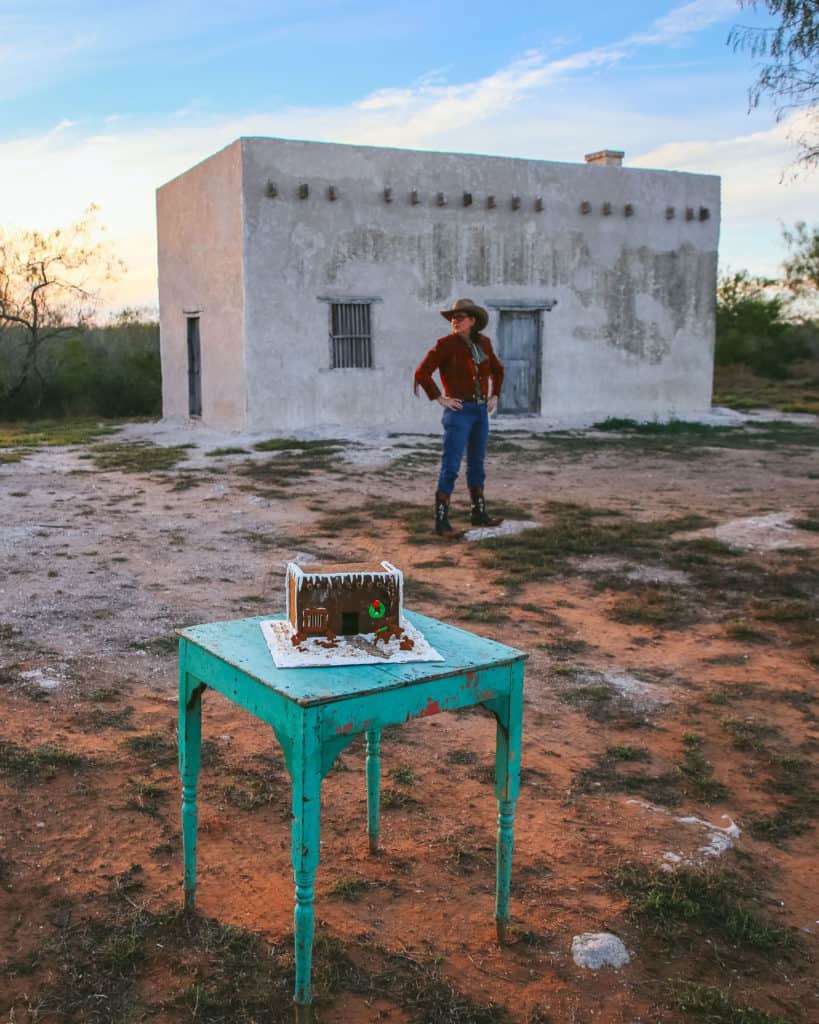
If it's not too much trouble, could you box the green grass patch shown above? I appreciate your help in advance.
[88,686,120,702]
[610,863,796,953]
[327,877,374,901]
[479,502,712,586]
[123,732,177,765]
[455,601,510,624]
[722,719,781,753]
[0,418,121,449]
[564,683,614,704]
[124,778,168,818]
[403,575,441,603]
[748,753,819,843]
[749,803,818,843]
[252,437,344,452]
[606,745,651,762]
[130,633,179,656]
[703,683,757,706]
[609,584,694,628]
[678,734,730,803]
[238,444,346,484]
[222,757,289,815]
[672,981,791,1023]
[445,843,494,876]
[81,704,136,731]
[315,508,371,534]
[446,748,479,766]
[713,359,819,418]
[592,417,719,435]
[87,440,193,472]
[379,500,435,544]
[205,446,249,456]
[8,895,508,1023]
[591,416,819,451]
[723,619,775,643]
[389,763,420,787]
[0,623,20,646]
[559,680,649,728]
[381,786,422,810]
[545,637,589,658]
[0,741,85,784]
[574,750,681,806]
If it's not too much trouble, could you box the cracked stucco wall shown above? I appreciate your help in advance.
[158,136,720,431]
[157,141,247,429]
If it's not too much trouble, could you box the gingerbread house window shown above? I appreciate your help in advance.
[303,608,328,634]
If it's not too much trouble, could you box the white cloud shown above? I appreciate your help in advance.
[0,2,807,308]
[628,0,738,46]
[632,111,818,276]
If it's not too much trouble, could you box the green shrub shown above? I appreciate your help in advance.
[715,272,811,378]
[0,315,160,420]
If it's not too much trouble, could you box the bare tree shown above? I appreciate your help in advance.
[0,206,123,407]
[728,0,819,170]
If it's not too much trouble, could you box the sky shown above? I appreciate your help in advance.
[1,0,816,314]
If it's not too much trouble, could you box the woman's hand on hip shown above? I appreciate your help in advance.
[437,396,463,410]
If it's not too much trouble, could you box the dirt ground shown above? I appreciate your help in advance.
[1,415,818,1024]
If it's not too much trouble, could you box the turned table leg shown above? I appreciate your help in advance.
[291,729,322,1017]
[491,663,523,943]
[366,728,381,853]
[178,660,204,912]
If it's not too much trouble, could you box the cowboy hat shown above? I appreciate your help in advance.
[440,298,488,333]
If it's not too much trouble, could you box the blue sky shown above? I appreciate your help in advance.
[2,0,815,311]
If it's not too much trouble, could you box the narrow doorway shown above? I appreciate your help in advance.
[341,612,360,636]
[186,316,202,418]
[496,310,541,414]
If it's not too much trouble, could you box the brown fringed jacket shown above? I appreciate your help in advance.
[414,333,504,403]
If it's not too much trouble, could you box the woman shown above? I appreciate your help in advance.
[414,298,505,537]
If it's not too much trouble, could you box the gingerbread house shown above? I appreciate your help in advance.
[286,561,403,643]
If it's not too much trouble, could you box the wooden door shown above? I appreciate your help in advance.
[496,310,540,414]
[186,316,202,418]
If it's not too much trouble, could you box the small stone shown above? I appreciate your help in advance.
[463,519,540,542]
[571,932,630,969]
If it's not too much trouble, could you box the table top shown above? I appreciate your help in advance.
[178,610,526,707]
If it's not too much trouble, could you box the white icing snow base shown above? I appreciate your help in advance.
[260,617,444,668]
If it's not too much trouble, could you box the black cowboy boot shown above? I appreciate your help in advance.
[435,491,459,538]
[470,487,503,527]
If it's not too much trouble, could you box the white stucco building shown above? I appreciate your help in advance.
[156,136,720,433]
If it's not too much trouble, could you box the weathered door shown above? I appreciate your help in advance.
[496,310,540,414]
[186,316,202,418]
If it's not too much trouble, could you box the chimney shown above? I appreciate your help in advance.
[584,150,624,167]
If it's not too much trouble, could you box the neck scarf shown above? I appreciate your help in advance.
[464,333,487,366]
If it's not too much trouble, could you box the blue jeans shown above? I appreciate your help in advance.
[436,402,490,496]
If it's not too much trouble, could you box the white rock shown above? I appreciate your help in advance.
[571,932,630,970]
[20,669,63,691]
[463,519,540,542]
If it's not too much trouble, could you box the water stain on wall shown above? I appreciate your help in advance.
[575,245,717,363]
[320,225,715,365]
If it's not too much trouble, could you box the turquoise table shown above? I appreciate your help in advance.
[177,609,526,1020]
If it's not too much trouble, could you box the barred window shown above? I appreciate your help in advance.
[330,302,372,369]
